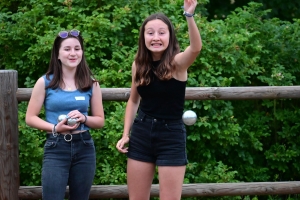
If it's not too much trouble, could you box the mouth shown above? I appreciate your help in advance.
[151,43,162,47]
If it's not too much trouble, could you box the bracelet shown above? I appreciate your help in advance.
[52,124,58,137]
[82,115,87,124]
[183,11,194,17]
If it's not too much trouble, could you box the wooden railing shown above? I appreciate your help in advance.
[1,70,300,199]
[18,182,300,199]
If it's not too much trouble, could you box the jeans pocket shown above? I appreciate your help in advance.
[133,118,141,124]
[82,138,95,146]
[44,139,57,148]
[165,123,185,132]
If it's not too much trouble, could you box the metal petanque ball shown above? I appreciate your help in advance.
[67,118,79,126]
[182,110,197,126]
[57,114,68,122]
[57,114,79,126]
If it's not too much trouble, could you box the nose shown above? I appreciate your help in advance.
[69,49,76,55]
[153,33,159,40]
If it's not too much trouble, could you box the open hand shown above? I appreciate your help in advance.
[183,0,198,14]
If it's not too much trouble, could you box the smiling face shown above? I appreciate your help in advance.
[58,38,83,69]
[144,19,170,59]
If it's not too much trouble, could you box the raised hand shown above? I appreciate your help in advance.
[183,0,198,15]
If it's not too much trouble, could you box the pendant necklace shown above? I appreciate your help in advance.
[64,81,73,91]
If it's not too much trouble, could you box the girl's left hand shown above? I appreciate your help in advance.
[67,110,86,123]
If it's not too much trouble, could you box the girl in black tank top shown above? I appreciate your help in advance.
[116,1,202,199]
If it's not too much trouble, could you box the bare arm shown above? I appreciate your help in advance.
[84,82,105,129]
[116,62,141,153]
[25,77,53,132]
[174,0,202,72]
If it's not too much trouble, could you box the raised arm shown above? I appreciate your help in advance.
[175,0,202,70]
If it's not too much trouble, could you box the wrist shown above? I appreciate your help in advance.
[82,114,87,124]
[183,10,194,17]
[52,124,58,137]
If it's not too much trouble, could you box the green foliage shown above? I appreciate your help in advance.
[206,0,300,22]
[18,102,45,186]
[92,101,128,184]
[3,1,300,199]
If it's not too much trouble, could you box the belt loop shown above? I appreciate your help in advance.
[139,109,146,121]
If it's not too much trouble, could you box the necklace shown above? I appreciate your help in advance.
[64,81,73,91]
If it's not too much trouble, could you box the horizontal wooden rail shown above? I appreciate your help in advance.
[16,86,300,101]
[18,182,300,199]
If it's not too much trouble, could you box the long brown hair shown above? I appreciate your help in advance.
[135,13,180,86]
[45,31,97,91]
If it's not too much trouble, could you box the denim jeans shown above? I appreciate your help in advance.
[127,110,188,166]
[42,131,96,200]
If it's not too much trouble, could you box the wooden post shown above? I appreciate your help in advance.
[0,70,19,200]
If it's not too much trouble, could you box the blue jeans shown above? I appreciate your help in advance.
[42,131,96,200]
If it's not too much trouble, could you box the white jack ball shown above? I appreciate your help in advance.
[182,110,197,126]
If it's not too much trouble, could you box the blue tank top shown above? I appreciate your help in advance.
[43,75,92,131]
[137,61,187,120]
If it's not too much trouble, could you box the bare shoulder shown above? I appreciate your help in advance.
[92,80,100,87]
[34,77,46,89]
[132,61,136,70]
[37,76,45,83]
[30,77,46,99]
[131,61,137,76]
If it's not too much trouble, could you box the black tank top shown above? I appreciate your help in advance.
[137,61,187,120]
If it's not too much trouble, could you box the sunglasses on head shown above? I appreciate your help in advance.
[58,30,80,38]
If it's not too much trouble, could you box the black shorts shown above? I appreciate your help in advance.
[127,110,188,166]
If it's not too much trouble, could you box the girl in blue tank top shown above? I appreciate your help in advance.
[26,30,105,200]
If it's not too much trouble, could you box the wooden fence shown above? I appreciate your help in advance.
[1,70,300,199]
